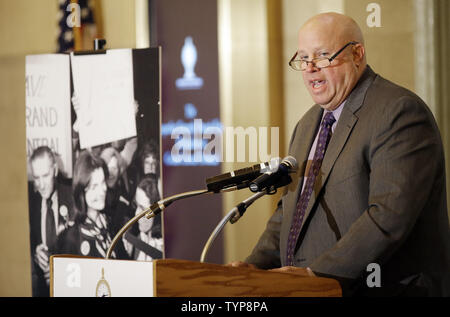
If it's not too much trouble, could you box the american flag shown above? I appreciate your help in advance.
[57,0,100,53]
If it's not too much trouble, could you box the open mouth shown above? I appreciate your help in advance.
[310,80,326,89]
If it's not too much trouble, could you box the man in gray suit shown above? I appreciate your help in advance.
[230,13,450,296]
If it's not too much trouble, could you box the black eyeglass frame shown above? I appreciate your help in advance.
[289,41,359,71]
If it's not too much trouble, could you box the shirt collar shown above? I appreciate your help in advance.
[322,100,346,132]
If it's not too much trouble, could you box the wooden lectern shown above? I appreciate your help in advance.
[50,256,342,297]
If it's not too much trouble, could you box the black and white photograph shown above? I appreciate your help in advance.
[25,48,163,297]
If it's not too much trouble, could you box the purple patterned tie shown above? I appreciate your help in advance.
[286,111,336,266]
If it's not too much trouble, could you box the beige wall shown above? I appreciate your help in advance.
[0,0,58,297]
[218,0,281,263]
[102,0,136,49]
[344,0,416,91]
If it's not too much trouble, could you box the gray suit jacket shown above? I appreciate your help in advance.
[246,66,450,296]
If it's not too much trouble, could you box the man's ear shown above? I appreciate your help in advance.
[353,43,365,66]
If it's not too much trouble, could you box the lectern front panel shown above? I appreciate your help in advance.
[51,255,154,297]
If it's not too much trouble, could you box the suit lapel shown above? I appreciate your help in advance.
[280,67,377,260]
[297,107,358,235]
[280,106,322,260]
[295,66,377,238]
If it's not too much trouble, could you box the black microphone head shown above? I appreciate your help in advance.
[280,156,298,172]
[248,156,297,192]
[205,158,282,192]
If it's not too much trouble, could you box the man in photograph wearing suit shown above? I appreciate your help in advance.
[230,12,450,296]
[28,146,73,297]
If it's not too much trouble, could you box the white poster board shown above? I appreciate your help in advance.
[51,256,154,297]
[70,49,137,149]
[25,54,72,177]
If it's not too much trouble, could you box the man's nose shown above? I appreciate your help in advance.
[304,61,318,73]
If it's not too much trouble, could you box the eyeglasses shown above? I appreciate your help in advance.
[289,41,359,71]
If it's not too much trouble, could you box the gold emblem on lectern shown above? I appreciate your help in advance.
[95,268,111,297]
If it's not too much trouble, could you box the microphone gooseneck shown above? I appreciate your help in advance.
[200,189,269,263]
[249,156,298,192]
[105,189,210,259]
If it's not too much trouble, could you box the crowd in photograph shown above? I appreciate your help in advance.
[27,137,163,297]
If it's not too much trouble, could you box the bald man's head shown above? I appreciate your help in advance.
[301,12,365,45]
[295,12,367,110]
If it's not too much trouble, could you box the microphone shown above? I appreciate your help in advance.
[249,156,298,192]
[206,157,281,193]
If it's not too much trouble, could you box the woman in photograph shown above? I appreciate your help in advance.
[57,150,117,259]
[100,146,134,231]
[123,174,163,261]
[125,138,162,210]
[134,139,162,198]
